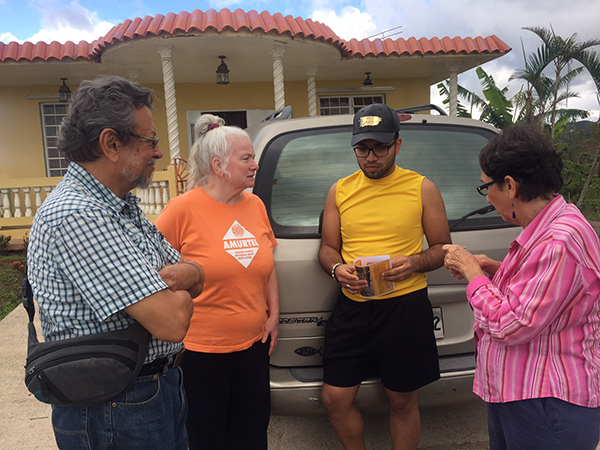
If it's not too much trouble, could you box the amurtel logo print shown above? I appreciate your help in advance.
[223,220,259,268]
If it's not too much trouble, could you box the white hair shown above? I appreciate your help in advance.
[187,114,249,189]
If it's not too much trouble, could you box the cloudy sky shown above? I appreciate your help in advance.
[1,0,599,120]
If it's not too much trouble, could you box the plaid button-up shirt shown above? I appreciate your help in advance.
[28,162,184,362]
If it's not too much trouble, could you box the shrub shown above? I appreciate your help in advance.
[0,234,12,254]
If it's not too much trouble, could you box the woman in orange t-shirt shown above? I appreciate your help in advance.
[155,114,279,450]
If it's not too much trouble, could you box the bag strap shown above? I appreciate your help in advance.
[22,271,40,348]
[22,273,35,324]
[21,271,151,353]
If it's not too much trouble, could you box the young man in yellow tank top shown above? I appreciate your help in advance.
[318,103,452,450]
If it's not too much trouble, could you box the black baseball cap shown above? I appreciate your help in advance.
[351,103,401,146]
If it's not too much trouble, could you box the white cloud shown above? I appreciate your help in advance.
[311,6,377,40]
[0,32,21,44]
[26,21,114,44]
[24,0,115,44]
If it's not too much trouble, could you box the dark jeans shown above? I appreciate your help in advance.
[51,367,188,450]
[488,398,600,450]
[181,339,271,450]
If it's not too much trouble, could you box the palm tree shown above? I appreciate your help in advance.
[476,68,514,129]
[436,81,482,118]
[519,26,600,138]
[436,68,514,129]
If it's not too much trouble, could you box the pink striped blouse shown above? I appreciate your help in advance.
[467,195,600,407]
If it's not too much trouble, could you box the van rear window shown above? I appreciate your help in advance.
[254,123,507,238]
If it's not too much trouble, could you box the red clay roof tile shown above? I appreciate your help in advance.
[0,8,510,63]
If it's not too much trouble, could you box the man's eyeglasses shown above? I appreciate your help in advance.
[353,140,396,158]
[126,133,160,149]
[476,180,497,196]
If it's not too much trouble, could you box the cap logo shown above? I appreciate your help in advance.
[359,116,382,128]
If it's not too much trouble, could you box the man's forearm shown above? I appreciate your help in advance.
[410,243,447,273]
[158,260,204,298]
[318,245,343,275]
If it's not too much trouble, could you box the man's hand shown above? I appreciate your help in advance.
[381,255,416,282]
[334,263,368,294]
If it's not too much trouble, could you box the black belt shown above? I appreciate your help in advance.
[138,350,185,377]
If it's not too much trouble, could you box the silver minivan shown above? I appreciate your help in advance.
[246,109,519,415]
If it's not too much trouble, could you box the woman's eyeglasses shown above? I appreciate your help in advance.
[476,180,497,196]
[353,140,396,158]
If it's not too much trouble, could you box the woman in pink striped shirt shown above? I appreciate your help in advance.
[443,124,600,450]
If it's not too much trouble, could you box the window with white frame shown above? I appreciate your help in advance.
[319,95,386,115]
[40,103,69,177]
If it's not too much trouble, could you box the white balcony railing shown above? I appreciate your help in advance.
[0,166,178,233]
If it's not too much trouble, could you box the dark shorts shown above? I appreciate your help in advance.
[323,288,440,392]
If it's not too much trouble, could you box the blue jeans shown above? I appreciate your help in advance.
[488,398,600,450]
[51,367,188,450]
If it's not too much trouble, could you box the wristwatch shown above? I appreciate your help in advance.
[331,262,342,281]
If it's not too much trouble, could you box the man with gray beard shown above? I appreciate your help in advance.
[27,75,204,449]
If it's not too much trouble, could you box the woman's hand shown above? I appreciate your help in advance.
[442,244,485,282]
[262,314,279,356]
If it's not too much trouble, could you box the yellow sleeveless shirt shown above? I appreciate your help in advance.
[336,166,427,302]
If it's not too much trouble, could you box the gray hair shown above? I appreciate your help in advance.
[187,114,249,189]
[57,75,155,163]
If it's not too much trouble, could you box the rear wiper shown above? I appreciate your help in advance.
[449,205,495,231]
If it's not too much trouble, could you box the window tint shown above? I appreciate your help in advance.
[257,123,503,237]
[271,130,356,227]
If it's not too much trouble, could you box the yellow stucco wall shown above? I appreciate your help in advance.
[0,86,53,179]
[1,77,430,178]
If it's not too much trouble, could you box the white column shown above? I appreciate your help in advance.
[139,189,148,214]
[448,64,459,117]
[1,189,10,218]
[12,188,21,217]
[43,186,52,202]
[33,187,42,211]
[271,44,286,111]
[160,181,169,206]
[307,67,318,117]
[148,186,157,215]
[23,188,32,217]
[158,47,181,162]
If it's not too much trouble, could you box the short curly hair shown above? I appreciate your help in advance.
[479,123,563,201]
[57,75,155,163]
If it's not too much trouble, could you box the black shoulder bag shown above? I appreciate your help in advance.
[22,277,152,407]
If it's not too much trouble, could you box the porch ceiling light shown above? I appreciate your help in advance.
[362,72,373,87]
[59,78,71,102]
[216,56,230,85]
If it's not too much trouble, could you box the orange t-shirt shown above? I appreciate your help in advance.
[155,188,277,353]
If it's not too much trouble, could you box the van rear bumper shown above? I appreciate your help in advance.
[270,353,477,416]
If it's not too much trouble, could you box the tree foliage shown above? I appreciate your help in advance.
[437,25,600,216]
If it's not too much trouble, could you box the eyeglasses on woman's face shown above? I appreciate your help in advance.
[353,140,396,158]
[476,180,497,196]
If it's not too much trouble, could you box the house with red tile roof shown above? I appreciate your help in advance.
[0,8,510,240]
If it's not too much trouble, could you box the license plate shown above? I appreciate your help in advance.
[432,307,444,339]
